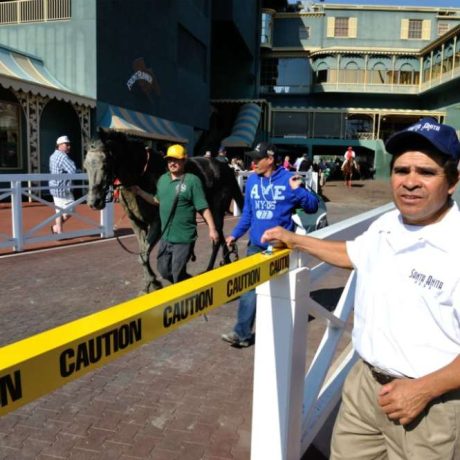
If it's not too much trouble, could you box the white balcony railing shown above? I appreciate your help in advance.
[0,0,70,25]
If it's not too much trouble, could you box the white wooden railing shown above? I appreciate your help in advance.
[252,202,395,459]
[0,0,70,25]
[0,173,113,252]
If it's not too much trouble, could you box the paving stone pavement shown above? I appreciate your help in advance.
[0,179,393,459]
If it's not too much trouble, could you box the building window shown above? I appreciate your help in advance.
[177,25,207,81]
[341,61,364,84]
[398,64,419,85]
[345,115,373,140]
[335,17,349,37]
[272,112,309,137]
[408,19,422,39]
[315,67,328,84]
[438,22,449,36]
[327,16,357,38]
[368,63,389,84]
[261,58,309,93]
[313,112,342,138]
[261,11,274,47]
[0,101,20,169]
[401,19,431,40]
[299,25,310,40]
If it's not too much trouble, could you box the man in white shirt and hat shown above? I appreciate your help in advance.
[262,118,460,459]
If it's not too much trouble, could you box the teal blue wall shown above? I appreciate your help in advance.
[272,7,460,50]
[0,0,96,98]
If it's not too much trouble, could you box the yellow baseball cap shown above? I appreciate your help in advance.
[165,144,187,160]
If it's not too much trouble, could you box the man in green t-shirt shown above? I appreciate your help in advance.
[133,144,219,283]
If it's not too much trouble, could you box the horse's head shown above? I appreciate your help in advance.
[84,139,112,210]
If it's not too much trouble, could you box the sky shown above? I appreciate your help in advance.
[289,0,460,6]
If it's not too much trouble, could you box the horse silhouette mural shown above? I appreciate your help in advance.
[84,130,244,293]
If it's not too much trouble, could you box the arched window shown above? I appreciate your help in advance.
[345,114,373,139]
[342,61,363,84]
[399,63,416,85]
[422,56,432,82]
[314,62,329,84]
[432,50,442,79]
[368,62,389,84]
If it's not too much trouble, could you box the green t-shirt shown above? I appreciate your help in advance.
[155,172,209,243]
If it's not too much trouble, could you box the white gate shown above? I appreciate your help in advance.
[0,173,113,252]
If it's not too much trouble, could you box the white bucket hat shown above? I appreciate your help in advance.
[56,135,70,145]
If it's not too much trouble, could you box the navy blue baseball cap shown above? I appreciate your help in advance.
[385,117,460,160]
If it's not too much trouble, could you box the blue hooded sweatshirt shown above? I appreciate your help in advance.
[231,166,319,249]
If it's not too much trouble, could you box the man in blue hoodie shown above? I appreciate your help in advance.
[222,142,319,348]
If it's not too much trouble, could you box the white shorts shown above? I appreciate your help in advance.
[53,195,75,214]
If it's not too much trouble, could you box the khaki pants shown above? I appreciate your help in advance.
[331,359,460,460]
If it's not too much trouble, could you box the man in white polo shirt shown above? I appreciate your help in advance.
[262,117,460,459]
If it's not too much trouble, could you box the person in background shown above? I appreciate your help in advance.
[216,146,229,163]
[298,153,312,172]
[222,142,319,348]
[235,156,245,171]
[262,118,460,459]
[204,150,212,159]
[132,144,219,283]
[283,155,294,171]
[49,135,76,234]
[293,154,305,171]
[230,157,243,173]
[319,159,330,187]
[344,146,356,161]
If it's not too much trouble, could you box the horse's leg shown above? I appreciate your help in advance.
[206,232,225,271]
[206,206,227,270]
[120,189,163,293]
[131,225,162,293]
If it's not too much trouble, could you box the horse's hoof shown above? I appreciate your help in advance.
[143,280,163,293]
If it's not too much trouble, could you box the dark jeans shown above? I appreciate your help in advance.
[157,239,193,284]
[234,244,264,340]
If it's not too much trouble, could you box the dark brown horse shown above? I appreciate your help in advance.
[84,130,244,293]
[341,158,358,187]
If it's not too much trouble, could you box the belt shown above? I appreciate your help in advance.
[363,361,400,385]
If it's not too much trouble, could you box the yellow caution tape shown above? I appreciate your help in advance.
[0,249,291,415]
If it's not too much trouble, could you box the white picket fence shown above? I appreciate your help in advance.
[0,173,113,252]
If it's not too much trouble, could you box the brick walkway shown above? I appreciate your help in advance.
[0,180,392,459]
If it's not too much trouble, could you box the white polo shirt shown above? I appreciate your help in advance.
[347,203,460,378]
